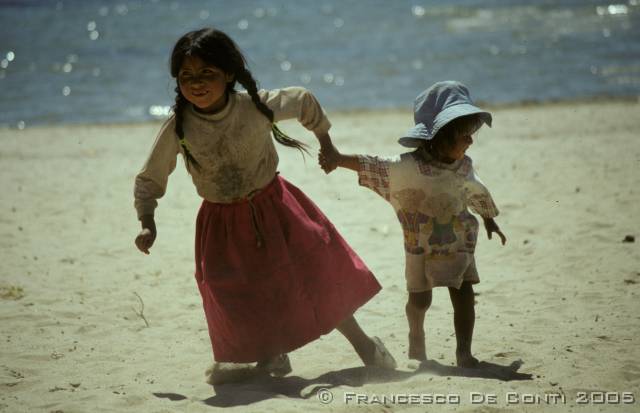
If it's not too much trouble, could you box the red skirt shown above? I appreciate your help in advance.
[194,174,381,363]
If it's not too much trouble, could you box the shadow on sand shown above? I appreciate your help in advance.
[153,359,532,408]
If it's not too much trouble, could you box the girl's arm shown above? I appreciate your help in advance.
[261,87,331,134]
[320,140,393,202]
[316,132,360,173]
[133,116,179,255]
[135,214,157,255]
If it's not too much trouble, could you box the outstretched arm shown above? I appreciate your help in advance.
[315,132,360,173]
[483,217,506,245]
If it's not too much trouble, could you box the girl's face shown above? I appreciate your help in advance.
[441,132,474,161]
[178,55,234,113]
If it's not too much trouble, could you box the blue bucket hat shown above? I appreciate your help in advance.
[398,81,492,147]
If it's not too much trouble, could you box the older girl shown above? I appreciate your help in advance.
[133,28,395,383]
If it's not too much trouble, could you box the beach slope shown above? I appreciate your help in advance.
[1,100,639,412]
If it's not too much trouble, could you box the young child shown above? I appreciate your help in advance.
[319,81,506,368]
[133,28,396,383]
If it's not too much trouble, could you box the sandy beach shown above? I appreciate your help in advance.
[1,99,639,413]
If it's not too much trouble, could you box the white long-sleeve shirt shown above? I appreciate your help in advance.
[134,87,331,218]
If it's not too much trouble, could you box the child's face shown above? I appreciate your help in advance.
[443,132,474,161]
[178,56,234,113]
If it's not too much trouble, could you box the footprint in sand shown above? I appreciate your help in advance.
[621,361,640,382]
[1,365,24,387]
[493,351,520,358]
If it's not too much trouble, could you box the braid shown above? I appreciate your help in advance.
[172,88,201,172]
[170,27,309,166]
[236,68,310,156]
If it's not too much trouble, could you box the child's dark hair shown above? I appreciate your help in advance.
[170,28,308,170]
[422,114,484,159]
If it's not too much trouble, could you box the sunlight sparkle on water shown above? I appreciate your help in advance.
[115,4,128,15]
[149,105,171,117]
[412,6,426,17]
[596,4,629,15]
[280,61,292,71]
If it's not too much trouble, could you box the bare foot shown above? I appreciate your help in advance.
[408,333,427,361]
[456,351,480,368]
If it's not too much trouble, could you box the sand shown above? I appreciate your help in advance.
[1,99,639,413]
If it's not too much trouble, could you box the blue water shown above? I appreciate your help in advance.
[1,0,639,128]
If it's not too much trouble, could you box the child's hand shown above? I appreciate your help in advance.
[483,217,506,245]
[135,215,157,254]
[318,143,340,174]
[135,228,156,254]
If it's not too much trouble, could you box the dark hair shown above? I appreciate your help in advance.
[169,28,308,171]
[421,114,484,160]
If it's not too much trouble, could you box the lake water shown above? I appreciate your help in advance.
[1,0,639,127]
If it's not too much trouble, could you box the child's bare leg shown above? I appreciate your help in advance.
[448,281,479,368]
[406,291,431,361]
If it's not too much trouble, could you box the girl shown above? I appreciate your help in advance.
[319,81,507,368]
[133,28,396,383]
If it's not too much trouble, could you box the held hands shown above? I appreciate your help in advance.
[314,132,338,174]
[318,142,340,174]
[135,215,157,254]
[483,217,507,245]
[315,132,360,173]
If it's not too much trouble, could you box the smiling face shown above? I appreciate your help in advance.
[178,55,234,113]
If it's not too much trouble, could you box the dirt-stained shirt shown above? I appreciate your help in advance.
[357,150,499,290]
[134,87,330,218]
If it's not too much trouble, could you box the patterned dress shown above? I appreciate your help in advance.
[357,150,499,291]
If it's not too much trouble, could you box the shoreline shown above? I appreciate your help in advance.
[1,95,638,131]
